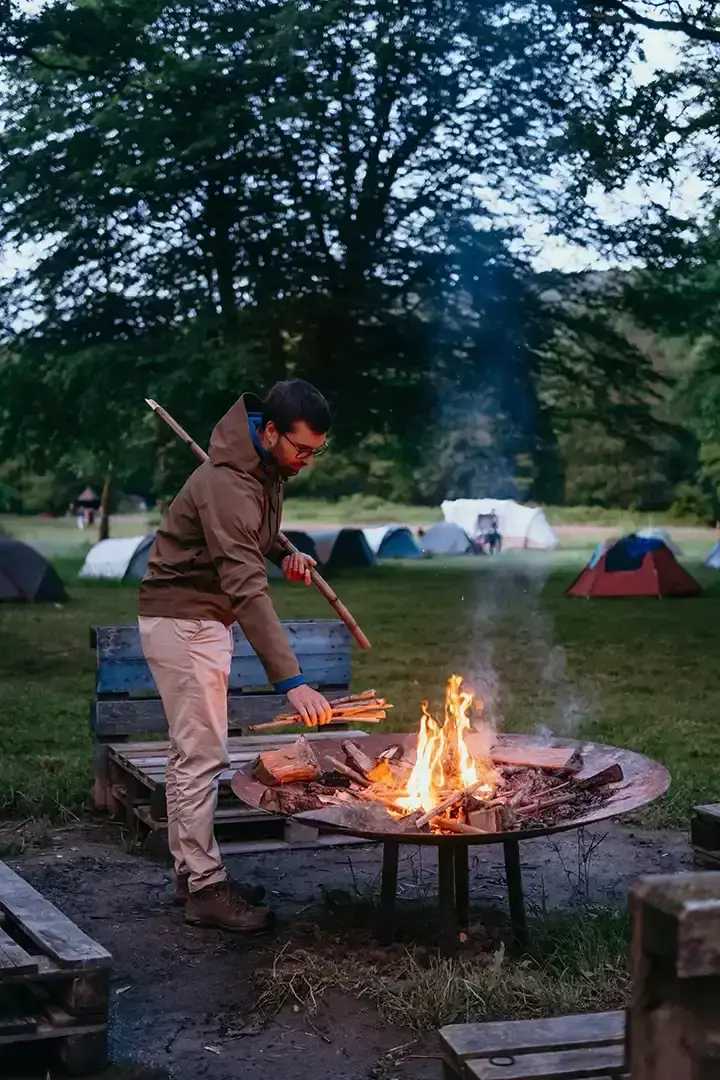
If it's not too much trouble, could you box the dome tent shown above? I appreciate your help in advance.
[79,535,155,581]
[363,524,421,560]
[441,498,558,550]
[0,538,67,602]
[268,528,377,577]
[706,541,720,569]
[566,535,700,599]
[420,521,472,556]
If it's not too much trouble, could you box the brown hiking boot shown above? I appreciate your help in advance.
[174,872,265,907]
[184,881,271,933]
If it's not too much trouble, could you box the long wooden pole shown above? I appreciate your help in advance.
[145,398,372,649]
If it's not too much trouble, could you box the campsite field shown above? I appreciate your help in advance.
[1,547,719,828]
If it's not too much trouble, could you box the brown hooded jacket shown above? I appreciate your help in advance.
[138,393,303,690]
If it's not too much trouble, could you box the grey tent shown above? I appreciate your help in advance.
[420,521,472,556]
[267,528,377,577]
[0,538,67,602]
[706,541,720,569]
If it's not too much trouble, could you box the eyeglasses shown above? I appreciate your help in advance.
[281,432,329,459]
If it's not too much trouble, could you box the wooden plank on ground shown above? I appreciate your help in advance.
[0,863,111,970]
[0,925,38,978]
[440,1013,625,1062]
[466,1045,625,1079]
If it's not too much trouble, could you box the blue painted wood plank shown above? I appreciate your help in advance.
[95,620,349,662]
[97,653,350,694]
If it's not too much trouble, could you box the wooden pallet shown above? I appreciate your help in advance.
[439,1011,627,1080]
[108,729,374,857]
[0,861,112,1076]
[690,803,720,868]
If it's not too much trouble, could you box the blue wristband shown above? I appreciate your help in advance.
[274,674,306,693]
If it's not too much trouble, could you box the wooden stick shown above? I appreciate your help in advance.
[415,779,487,829]
[145,398,372,649]
[327,757,370,788]
[248,716,383,732]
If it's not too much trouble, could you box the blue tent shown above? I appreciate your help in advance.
[363,525,421,560]
[706,541,720,569]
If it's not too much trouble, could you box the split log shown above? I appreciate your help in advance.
[342,741,376,777]
[251,736,321,786]
[574,763,624,790]
[436,818,487,836]
[259,786,324,814]
[327,756,370,788]
[491,743,583,774]
[468,807,501,833]
[396,809,431,833]
[514,792,576,818]
[376,744,404,763]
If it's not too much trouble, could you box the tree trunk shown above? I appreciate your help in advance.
[98,467,113,541]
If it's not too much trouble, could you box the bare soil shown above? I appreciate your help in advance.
[2,820,691,1080]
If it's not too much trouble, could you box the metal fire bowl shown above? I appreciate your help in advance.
[230,731,671,846]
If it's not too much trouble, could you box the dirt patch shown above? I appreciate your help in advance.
[2,819,691,1079]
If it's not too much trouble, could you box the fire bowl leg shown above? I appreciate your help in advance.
[503,839,527,952]
[438,844,457,958]
[454,842,470,930]
[377,841,399,945]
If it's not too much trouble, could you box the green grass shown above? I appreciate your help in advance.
[1,553,720,823]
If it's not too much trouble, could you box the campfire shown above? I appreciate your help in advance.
[246,676,625,836]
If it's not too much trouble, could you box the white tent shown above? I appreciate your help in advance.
[363,524,421,560]
[79,534,155,580]
[441,499,558,550]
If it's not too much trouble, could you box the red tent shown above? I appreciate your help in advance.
[567,542,701,599]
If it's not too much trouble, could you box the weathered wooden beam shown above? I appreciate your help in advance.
[628,873,720,1080]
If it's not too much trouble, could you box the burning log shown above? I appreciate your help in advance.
[574,763,624,790]
[342,741,376,777]
[491,744,583,774]
[415,779,488,829]
[251,736,321,786]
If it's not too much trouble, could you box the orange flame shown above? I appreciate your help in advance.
[398,674,493,813]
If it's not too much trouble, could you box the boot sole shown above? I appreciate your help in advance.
[184,914,271,933]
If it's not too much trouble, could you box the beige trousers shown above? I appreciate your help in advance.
[138,616,233,892]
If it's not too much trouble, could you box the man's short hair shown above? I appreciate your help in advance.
[263,379,331,435]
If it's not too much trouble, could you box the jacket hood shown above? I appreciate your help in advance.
[208,393,276,481]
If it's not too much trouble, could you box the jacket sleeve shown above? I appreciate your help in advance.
[266,540,287,568]
[195,466,305,692]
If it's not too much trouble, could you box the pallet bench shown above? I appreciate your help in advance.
[0,861,112,1075]
[690,803,720,868]
[91,619,373,857]
[440,1011,627,1080]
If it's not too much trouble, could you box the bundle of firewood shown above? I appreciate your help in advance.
[248,690,392,731]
